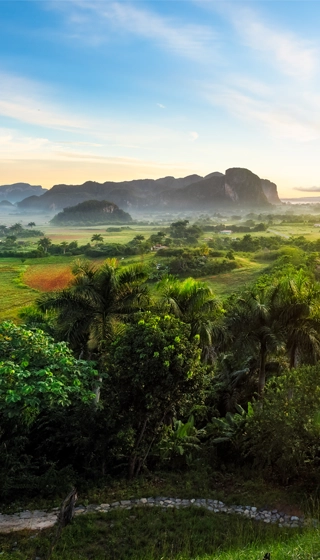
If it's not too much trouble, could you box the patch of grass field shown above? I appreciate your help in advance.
[41,225,157,245]
[200,260,269,296]
[0,508,316,560]
[0,260,38,321]
[0,253,157,322]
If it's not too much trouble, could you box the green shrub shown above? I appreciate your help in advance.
[244,365,320,483]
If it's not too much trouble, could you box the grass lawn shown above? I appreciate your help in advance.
[0,507,318,560]
[200,260,269,296]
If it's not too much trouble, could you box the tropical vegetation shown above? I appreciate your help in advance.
[2,211,320,557]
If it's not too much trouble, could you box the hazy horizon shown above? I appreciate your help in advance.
[1,1,320,198]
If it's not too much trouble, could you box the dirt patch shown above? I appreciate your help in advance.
[23,264,73,291]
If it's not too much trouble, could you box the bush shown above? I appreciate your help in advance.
[244,365,320,483]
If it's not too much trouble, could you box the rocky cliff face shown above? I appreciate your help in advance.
[261,179,281,204]
[17,169,280,212]
[224,168,269,206]
[164,168,271,209]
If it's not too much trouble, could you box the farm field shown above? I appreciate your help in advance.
[205,225,320,241]
[1,219,320,322]
[0,253,157,322]
[39,224,158,245]
[0,260,38,321]
[200,259,269,295]
[23,262,74,291]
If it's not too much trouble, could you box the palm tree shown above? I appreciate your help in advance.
[228,286,281,398]
[60,241,68,255]
[38,236,52,254]
[37,260,150,353]
[9,223,23,235]
[27,222,36,228]
[273,271,320,368]
[91,234,104,245]
[156,275,224,362]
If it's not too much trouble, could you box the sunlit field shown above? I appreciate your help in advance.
[41,225,158,245]
[0,260,38,321]
[23,262,74,291]
[1,219,320,321]
[201,259,269,296]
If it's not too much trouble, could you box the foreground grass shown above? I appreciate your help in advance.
[0,508,318,560]
[3,469,309,521]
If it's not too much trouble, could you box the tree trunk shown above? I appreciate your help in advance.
[93,377,102,405]
[289,343,297,369]
[128,416,148,479]
[258,342,267,398]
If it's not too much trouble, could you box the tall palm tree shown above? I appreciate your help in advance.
[37,236,52,254]
[156,275,225,362]
[60,241,68,255]
[37,260,149,353]
[91,234,104,245]
[272,270,320,368]
[228,286,281,398]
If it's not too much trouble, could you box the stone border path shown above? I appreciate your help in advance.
[0,497,316,533]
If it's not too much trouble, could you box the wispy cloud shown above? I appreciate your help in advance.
[204,75,320,142]
[0,72,91,132]
[294,186,320,192]
[221,3,318,80]
[49,0,218,62]
[0,71,207,173]
[0,127,192,173]
[0,71,183,148]
[157,103,166,109]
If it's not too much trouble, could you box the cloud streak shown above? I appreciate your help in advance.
[0,72,92,132]
[204,74,320,142]
[49,0,218,62]
[197,1,318,80]
[294,186,320,192]
[0,71,187,149]
[226,4,318,80]
[0,127,192,173]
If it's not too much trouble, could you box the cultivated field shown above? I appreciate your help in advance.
[202,259,269,295]
[1,219,320,322]
[0,260,38,321]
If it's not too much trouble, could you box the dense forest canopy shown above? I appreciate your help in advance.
[2,211,320,505]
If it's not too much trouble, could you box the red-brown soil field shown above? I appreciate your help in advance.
[23,264,73,291]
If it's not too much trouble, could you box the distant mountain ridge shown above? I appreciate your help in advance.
[16,168,281,212]
[0,183,47,203]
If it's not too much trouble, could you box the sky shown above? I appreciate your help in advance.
[1,1,320,197]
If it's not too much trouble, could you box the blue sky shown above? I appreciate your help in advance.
[1,0,320,196]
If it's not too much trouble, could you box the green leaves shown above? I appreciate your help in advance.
[105,311,208,476]
[0,321,97,421]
